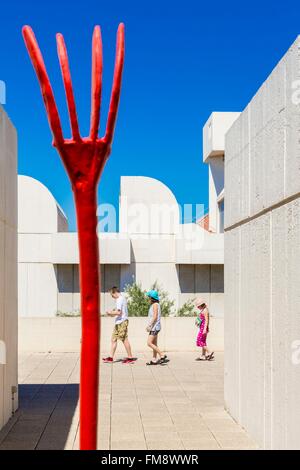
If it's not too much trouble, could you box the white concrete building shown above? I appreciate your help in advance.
[221,36,300,449]
[18,174,224,318]
[0,106,18,431]
[203,112,240,233]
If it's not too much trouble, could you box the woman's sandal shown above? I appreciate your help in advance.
[159,355,169,364]
[146,360,159,366]
[206,352,215,361]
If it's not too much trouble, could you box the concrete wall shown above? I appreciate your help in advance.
[208,157,224,232]
[178,264,224,317]
[32,262,223,317]
[224,36,300,449]
[56,264,122,315]
[18,317,224,353]
[0,106,18,431]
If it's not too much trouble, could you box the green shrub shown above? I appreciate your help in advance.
[55,288,197,319]
[176,299,197,317]
[124,281,175,317]
[124,282,149,316]
[56,310,81,317]
[152,281,175,317]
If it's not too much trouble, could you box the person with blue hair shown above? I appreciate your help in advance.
[145,290,168,365]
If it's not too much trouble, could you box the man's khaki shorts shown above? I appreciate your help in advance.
[112,320,129,342]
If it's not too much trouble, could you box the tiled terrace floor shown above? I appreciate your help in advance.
[0,352,258,450]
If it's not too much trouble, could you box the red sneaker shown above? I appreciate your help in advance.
[122,358,135,364]
[102,357,113,363]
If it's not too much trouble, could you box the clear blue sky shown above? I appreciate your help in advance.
[1,0,300,230]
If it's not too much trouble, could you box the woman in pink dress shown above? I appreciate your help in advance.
[195,298,214,361]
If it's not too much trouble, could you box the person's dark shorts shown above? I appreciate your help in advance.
[149,329,160,336]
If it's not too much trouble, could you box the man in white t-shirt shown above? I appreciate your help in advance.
[103,287,134,364]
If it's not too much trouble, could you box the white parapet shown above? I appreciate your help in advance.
[18,175,68,234]
[119,176,181,235]
[18,317,224,353]
[52,233,131,264]
[203,112,240,162]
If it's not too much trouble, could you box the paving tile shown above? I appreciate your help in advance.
[111,427,143,436]
[214,432,258,448]
[0,439,37,450]
[143,420,176,430]
[111,432,145,442]
[183,440,221,450]
[97,440,110,450]
[170,416,202,426]
[174,422,209,432]
[204,420,243,433]
[111,441,147,450]
[178,430,214,440]
[142,416,173,426]
[142,424,176,434]
[140,411,170,419]
[145,431,180,441]
[221,444,259,450]
[147,441,184,450]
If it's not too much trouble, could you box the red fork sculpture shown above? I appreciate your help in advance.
[22,24,125,450]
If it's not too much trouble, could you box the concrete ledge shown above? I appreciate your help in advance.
[19,317,224,353]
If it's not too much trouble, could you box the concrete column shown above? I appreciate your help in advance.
[0,106,18,430]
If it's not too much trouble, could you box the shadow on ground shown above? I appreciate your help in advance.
[0,384,79,450]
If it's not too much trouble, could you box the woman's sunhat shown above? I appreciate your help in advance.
[146,290,160,301]
[195,297,206,308]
